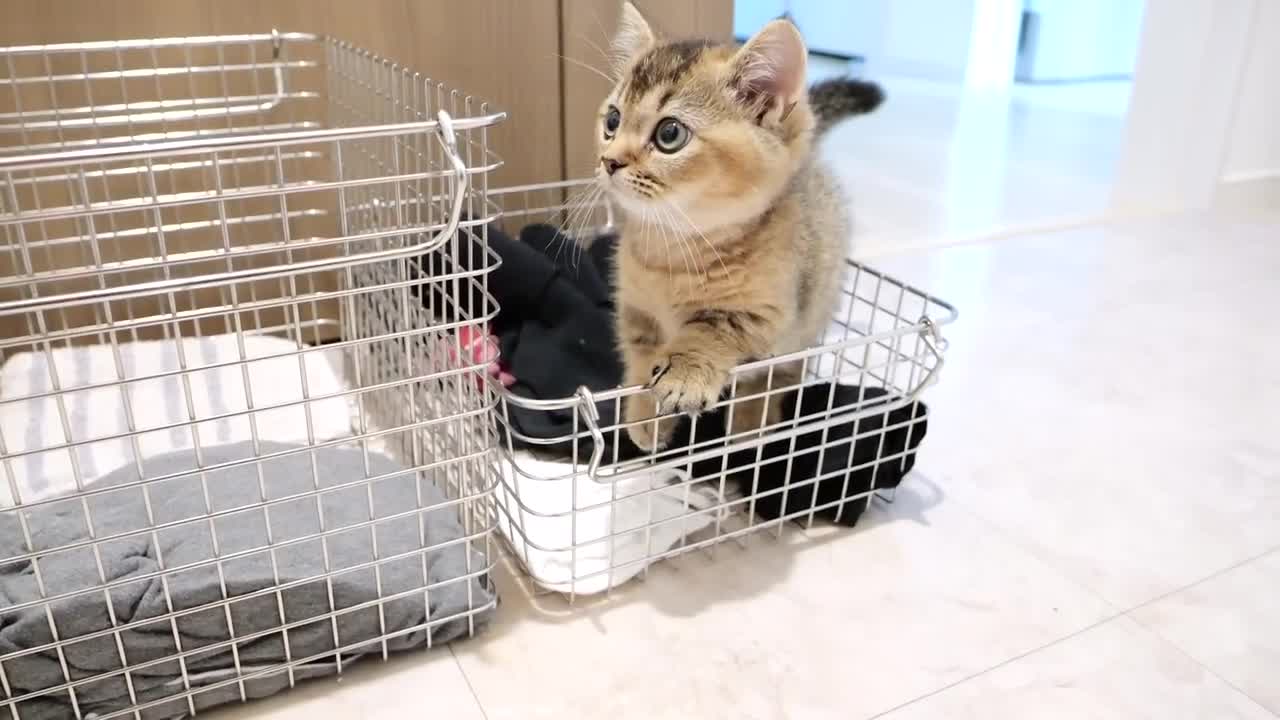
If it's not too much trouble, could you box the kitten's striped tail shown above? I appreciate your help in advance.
[808,78,884,135]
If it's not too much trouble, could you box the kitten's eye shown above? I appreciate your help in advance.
[604,106,621,138]
[653,118,691,153]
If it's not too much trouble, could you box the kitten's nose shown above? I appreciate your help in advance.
[601,157,627,175]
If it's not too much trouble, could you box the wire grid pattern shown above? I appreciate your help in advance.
[0,33,501,718]
[488,180,956,598]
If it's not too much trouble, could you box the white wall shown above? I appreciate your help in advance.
[1223,0,1280,181]
[1111,0,1257,213]
[732,0,786,39]
[733,1,885,66]
[735,0,980,84]
[965,0,1023,90]
[1020,0,1145,81]
[872,0,977,82]
[789,0,885,61]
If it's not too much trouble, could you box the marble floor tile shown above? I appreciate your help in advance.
[453,484,1112,720]
[867,216,1280,608]
[877,616,1274,720]
[1134,548,1280,714]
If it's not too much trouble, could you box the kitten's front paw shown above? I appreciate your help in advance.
[648,353,726,416]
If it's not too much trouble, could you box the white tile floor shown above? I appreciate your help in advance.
[215,207,1280,719]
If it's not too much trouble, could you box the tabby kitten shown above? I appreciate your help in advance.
[598,3,882,450]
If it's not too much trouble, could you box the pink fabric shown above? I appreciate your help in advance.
[452,325,514,389]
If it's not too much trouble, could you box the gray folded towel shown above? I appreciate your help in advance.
[0,442,495,719]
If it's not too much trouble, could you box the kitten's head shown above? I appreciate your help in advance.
[596,3,813,234]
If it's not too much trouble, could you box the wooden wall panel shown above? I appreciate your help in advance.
[559,0,734,181]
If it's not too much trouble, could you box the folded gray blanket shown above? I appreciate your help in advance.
[0,442,495,720]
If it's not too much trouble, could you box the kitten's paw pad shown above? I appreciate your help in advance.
[647,353,724,416]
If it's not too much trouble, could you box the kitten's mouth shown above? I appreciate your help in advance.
[599,171,661,203]
[599,177,658,218]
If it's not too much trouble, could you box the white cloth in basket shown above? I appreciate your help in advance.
[0,333,351,506]
[497,452,727,594]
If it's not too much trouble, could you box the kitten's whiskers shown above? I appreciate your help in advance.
[552,181,604,269]
[557,54,613,84]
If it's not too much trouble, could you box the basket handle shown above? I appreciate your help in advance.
[0,109,470,317]
[578,315,948,484]
[574,386,607,478]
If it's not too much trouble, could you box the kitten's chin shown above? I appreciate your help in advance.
[598,180,659,219]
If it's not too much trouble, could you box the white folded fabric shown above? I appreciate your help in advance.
[0,333,352,506]
[496,451,727,595]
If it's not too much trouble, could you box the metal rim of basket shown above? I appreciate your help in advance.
[0,108,473,317]
[569,313,951,482]
[0,30,511,318]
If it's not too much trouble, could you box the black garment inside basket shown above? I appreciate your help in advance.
[415,221,627,445]
[415,223,929,526]
[670,384,929,527]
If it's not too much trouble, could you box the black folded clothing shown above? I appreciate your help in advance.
[494,224,623,448]
[415,222,930,527]
[643,384,924,527]
[723,385,927,526]
[415,222,625,452]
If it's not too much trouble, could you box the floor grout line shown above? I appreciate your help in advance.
[862,610,1125,720]
[859,474,1280,720]
[915,463,1280,620]
[865,607,1280,720]
[1122,543,1280,616]
[849,469,1126,719]
[1127,611,1280,719]
[908,468,1126,614]
[448,643,491,720]
[1119,544,1280,719]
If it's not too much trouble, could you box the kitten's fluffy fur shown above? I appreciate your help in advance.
[599,3,878,449]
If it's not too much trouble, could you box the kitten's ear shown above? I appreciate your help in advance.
[611,2,656,75]
[728,19,808,111]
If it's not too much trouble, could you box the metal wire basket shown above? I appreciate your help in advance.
[0,32,503,718]
[488,180,956,600]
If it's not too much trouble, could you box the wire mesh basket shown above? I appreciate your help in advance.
[0,32,503,719]
[487,180,956,599]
